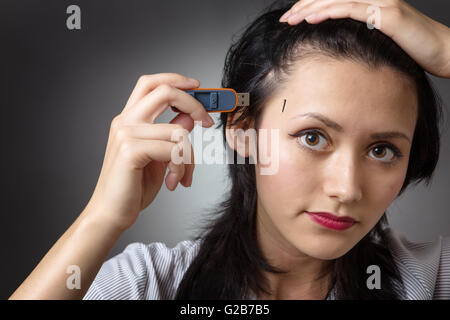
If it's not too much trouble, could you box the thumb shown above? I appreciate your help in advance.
[169,112,195,132]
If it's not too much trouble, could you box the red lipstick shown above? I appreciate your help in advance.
[306,211,356,231]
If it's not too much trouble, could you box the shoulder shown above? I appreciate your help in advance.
[385,227,450,299]
[83,238,202,300]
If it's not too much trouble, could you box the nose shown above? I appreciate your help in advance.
[323,152,363,203]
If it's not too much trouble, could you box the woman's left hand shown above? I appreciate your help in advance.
[279,0,450,78]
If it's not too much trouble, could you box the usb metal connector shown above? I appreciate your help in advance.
[236,92,250,107]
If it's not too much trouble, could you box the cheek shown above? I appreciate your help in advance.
[256,139,317,206]
[384,177,405,206]
[370,166,408,214]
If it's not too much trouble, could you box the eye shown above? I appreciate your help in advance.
[290,129,329,151]
[368,144,402,163]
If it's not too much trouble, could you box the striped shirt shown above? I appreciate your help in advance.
[82,227,450,300]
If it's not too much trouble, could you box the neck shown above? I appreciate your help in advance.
[255,200,334,300]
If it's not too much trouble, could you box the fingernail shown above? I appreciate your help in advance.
[203,115,214,126]
[279,10,291,22]
[167,172,177,190]
[305,13,317,22]
[188,78,199,85]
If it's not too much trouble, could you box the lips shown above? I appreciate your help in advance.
[306,211,357,223]
[305,211,357,231]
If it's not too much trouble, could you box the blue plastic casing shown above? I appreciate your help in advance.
[171,88,238,113]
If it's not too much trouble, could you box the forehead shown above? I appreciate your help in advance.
[263,56,418,134]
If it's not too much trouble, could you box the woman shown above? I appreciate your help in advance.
[10,0,450,299]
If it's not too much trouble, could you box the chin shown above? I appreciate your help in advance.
[308,248,352,261]
[316,250,350,261]
[296,235,355,260]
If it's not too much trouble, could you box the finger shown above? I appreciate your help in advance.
[127,83,215,128]
[118,138,178,170]
[166,158,186,191]
[178,140,195,187]
[114,123,187,142]
[286,0,383,25]
[115,122,194,187]
[292,0,387,15]
[169,113,195,187]
[169,112,195,133]
[280,0,324,22]
[115,113,195,143]
[298,2,378,26]
[167,125,194,187]
[289,0,315,15]
[166,141,195,189]
[123,73,200,112]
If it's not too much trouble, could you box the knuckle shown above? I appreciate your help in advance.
[388,5,404,20]
[172,124,187,136]
[119,139,135,160]
[111,115,123,131]
[174,123,184,131]
[172,158,183,170]
[137,74,150,85]
[115,126,130,142]
[156,83,172,95]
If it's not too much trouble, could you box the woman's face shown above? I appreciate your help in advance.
[254,56,417,261]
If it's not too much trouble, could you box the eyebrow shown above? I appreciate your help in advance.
[291,112,411,143]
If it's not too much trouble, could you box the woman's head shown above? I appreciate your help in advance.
[176,1,443,300]
[221,3,442,261]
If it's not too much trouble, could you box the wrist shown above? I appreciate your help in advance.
[438,23,450,78]
[78,204,128,238]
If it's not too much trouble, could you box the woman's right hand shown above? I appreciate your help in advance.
[84,73,215,232]
[280,0,450,78]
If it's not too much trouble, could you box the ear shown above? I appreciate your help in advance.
[225,111,256,158]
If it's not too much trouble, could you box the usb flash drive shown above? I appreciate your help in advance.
[170,88,250,113]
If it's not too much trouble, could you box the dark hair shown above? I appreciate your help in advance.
[175,0,444,299]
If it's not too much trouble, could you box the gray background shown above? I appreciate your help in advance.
[1,0,449,299]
